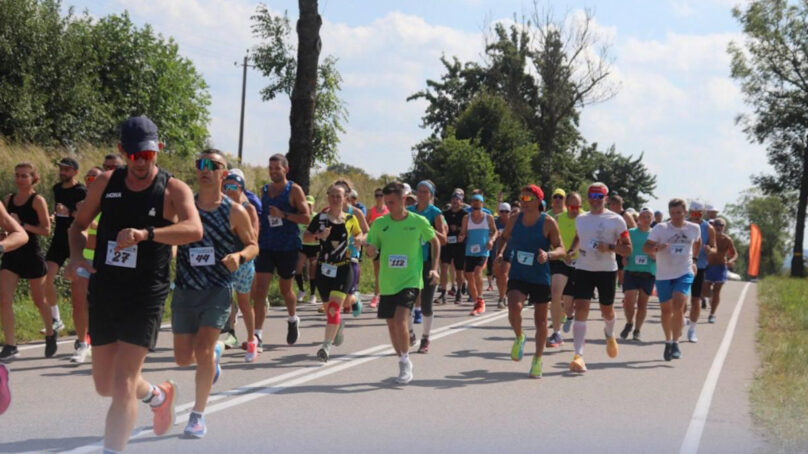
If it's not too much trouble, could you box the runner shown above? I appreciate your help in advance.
[567,183,631,373]
[222,172,261,361]
[43,157,86,335]
[65,116,203,451]
[686,200,716,343]
[547,188,571,347]
[643,198,701,361]
[702,202,719,310]
[349,190,367,216]
[303,183,363,362]
[102,153,124,171]
[0,162,53,361]
[703,217,737,324]
[652,210,663,227]
[332,180,369,318]
[367,187,389,309]
[493,202,512,309]
[253,154,311,349]
[459,193,497,316]
[407,180,446,353]
[607,194,636,288]
[439,189,467,305]
[560,192,584,335]
[620,207,657,342]
[365,181,439,384]
[296,195,319,307]
[0,199,29,415]
[497,185,564,378]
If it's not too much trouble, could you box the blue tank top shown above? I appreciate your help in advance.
[465,211,490,257]
[507,213,551,285]
[346,205,361,260]
[259,181,300,251]
[697,220,709,269]
[408,203,441,262]
[176,196,238,290]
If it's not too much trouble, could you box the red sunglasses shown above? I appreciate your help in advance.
[127,150,157,162]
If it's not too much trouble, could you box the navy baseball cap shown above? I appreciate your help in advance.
[120,116,160,154]
[55,157,79,170]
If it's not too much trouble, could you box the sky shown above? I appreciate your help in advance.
[65,0,766,212]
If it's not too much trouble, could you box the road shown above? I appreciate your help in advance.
[0,281,766,453]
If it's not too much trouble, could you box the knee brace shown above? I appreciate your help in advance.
[326,301,341,325]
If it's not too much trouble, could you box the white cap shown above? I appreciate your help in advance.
[625,207,637,215]
[402,183,413,196]
[705,203,716,212]
[350,189,358,198]
[498,202,511,212]
[229,168,245,179]
[690,200,704,211]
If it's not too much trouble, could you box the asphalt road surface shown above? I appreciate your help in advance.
[0,281,766,453]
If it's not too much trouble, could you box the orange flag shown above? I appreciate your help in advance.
[748,223,762,278]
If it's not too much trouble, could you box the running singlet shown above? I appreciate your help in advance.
[366,212,435,295]
[696,220,710,269]
[300,213,319,247]
[574,210,628,272]
[443,208,467,247]
[176,196,239,290]
[555,210,581,261]
[647,221,701,280]
[52,182,87,235]
[259,181,300,251]
[367,205,389,225]
[624,228,656,274]
[408,203,441,262]
[92,167,173,292]
[307,213,361,264]
[493,217,507,257]
[5,193,42,256]
[508,213,551,285]
[465,212,491,257]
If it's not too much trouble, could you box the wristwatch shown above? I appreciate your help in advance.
[239,254,246,265]
[608,244,616,251]
[146,226,155,242]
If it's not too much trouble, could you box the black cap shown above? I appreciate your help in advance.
[56,157,79,170]
[120,116,159,154]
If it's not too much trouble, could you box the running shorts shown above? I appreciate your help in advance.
[656,273,694,302]
[45,236,70,267]
[507,279,551,305]
[623,271,655,296]
[705,264,728,283]
[1,250,47,279]
[88,280,167,349]
[549,260,574,277]
[440,243,465,270]
[691,268,706,297]
[420,259,437,316]
[315,262,354,302]
[378,288,419,319]
[463,256,487,273]
[300,244,320,259]
[233,260,255,294]
[171,286,233,334]
[255,249,297,279]
[572,269,617,305]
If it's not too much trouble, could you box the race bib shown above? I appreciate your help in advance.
[447,235,458,244]
[671,243,688,256]
[388,254,408,269]
[190,246,215,267]
[321,263,337,278]
[105,241,137,269]
[470,244,482,254]
[516,251,535,266]
[268,215,283,227]
[589,239,599,250]
[634,255,649,266]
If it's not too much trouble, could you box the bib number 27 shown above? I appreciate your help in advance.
[106,241,138,269]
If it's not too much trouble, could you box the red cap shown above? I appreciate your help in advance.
[588,184,608,195]
[526,184,544,201]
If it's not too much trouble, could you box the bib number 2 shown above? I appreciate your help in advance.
[388,255,408,269]
[106,241,138,269]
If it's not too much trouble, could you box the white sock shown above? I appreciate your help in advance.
[190,410,203,417]
[288,315,299,323]
[255,329,262,338]
[399,353,409,363]
[51,305,60,321]
[143,384,165,407]
[422,315,433,338]
[573,321,587,356]
[604,318,616,338]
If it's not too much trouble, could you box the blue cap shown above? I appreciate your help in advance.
[224,172,245,190]
[120,116,159,154]
[472,194,484,202]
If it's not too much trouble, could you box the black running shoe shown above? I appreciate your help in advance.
[671,342,682,359]
[287,318,300,345]
[409,330,416,347]
[45,333,57,358]
[619,323,633,340]
[0,345,19,362]
[73,339,81,351]
[664,343,673,361]
[701,298,707,309]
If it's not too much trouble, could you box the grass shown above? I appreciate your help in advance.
[750,276,808,453]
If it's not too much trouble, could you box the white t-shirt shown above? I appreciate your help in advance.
[575,211,628,272]
[647,221,701,280]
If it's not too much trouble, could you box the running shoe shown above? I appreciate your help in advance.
[496,298,505,310]
[223,331,238,350]
[417,338,430,354]
[245,339,257,363]
[562,317,572,333]
[454,292,461,304]
[318,304,326,313]
[74,339,81,351]
[317,345,330,363]
[213,341,223,385]
[342,307,350,314]
[255,333,264,353]
[528,356,543,379]
[70,343,91,364]
[547,332,563,348]
[409,330,416,347]
[0,345,19,362]
[687,327,698,343]
[708,314,716,324]
[287,318,300,345]
[413,308,422,324]
[664,343,673,361]
[40,319,65,335]
[438,293,446,305]
[701,298,707,309]
[152,380,177,436]
[0,363,10,415]
[569,354,587,373]
[396,358,413,384]
[486,284,494,292]
[369,295,379,309]
[297,290,306,303]
[352,301,363,317]
[619,323,633,340]
[448,287,456,297]
[334,321,345,347]
[184,412,207,439]
[461,283,467,295]
[469,299,485,316]
[671,342,682,359]
[308,295,318,305]
[467,295,473,303]
[44,332,57,358]
[632,330,641,342]
[511,334,526,361]
[606,336,619,358]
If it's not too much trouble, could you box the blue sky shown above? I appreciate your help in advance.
[67,0,764,212]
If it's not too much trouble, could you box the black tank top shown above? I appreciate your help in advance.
[92,167,173,293]
[5,193,41,255]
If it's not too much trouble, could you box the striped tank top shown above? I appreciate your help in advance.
[176,195,238,290]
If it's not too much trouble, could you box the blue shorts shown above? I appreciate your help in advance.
[233,260,255,294]
[705,264,728,283]
[655,273,694,303]
[623,271,655,296]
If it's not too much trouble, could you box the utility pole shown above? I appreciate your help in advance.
[235,53,254,163]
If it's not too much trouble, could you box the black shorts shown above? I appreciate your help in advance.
[692,268,706,298]
[507,279,551,305]
[562,273,576,297]
[623,271,655,296]
[315,262,354,301]
[378,288,419,319]
[572,269,617,305]
[549,260,574,277]
[464,256,487,273]
[255,249,298,279]
[45,236,70,267]
[616,254,625,271]
[300,244,319,259]
[1,250,47,279]
[420,259,437,315]
[440,243,465,270]
[88,280,167,349]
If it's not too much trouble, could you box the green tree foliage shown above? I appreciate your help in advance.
[0,0,210,154]
[728,0,808,276]
[725,190,791,277]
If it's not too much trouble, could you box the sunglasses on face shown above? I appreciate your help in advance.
[520,195,536,202]
[714,223,725,228]
[374,193,383,198]
[569,205,581,210]
[690,211,703,216]
[127,150,156,162]
[223,183,240,192]
[588,193,605,200]
[103,164,118,171]
[552,195,564,200]
[499,210,509,214]
[195,158,226,171]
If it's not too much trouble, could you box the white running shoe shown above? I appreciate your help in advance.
[687,327,698,343]
[70,343,91,364]
[308,295,318,305]
[297,290,306,303]
[396,358,413,384]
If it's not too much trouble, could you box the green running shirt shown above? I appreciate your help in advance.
[366,212,435,295]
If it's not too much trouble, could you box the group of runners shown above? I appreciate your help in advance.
[0,115,739,452]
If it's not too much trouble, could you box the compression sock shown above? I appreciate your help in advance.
[573,321,587,356]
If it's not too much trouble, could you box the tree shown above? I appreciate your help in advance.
[587,145,657,208]
[728,0,808,276]
[725,190,791,277]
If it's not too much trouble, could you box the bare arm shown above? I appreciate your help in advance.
[279,185,311,225]
[433,213,447,245]
[0,203,28,253]
[624,213,637,229]
[221,203,259,272]
[543,217,565,262]
[26,195,52,236]
[495,214,518,260]
[246,203,259,235]
[704,224,717,255]
[458,215,469,243]
[68,172,108,265]
[615,234,632,257]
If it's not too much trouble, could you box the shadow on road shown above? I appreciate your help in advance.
[0,436,101,453]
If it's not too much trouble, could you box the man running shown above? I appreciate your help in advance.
[497,185,564,378]
[568,183,631,373]
[439,189,467,305]
[367,188,389,309]
[297,195,319,306]
[703,218,736,323]
[459,193,497,316]
[560,192,585,335]
[607,194,636,288]
[643,198,701,361]
[686,200,716,343]
[66,116,203,452]
[620,208,657,342]
[102,154,124,172]
[493,202,512,309]
[253,154,311,349]
[172,150,257,438]
[365,181,439,385]
[547,188,571,347]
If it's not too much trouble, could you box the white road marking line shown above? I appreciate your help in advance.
[679,282,752,454]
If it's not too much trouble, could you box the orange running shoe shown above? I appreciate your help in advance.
[569,354,587,373]
[606,336,619,358]
[151,380,177,436]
